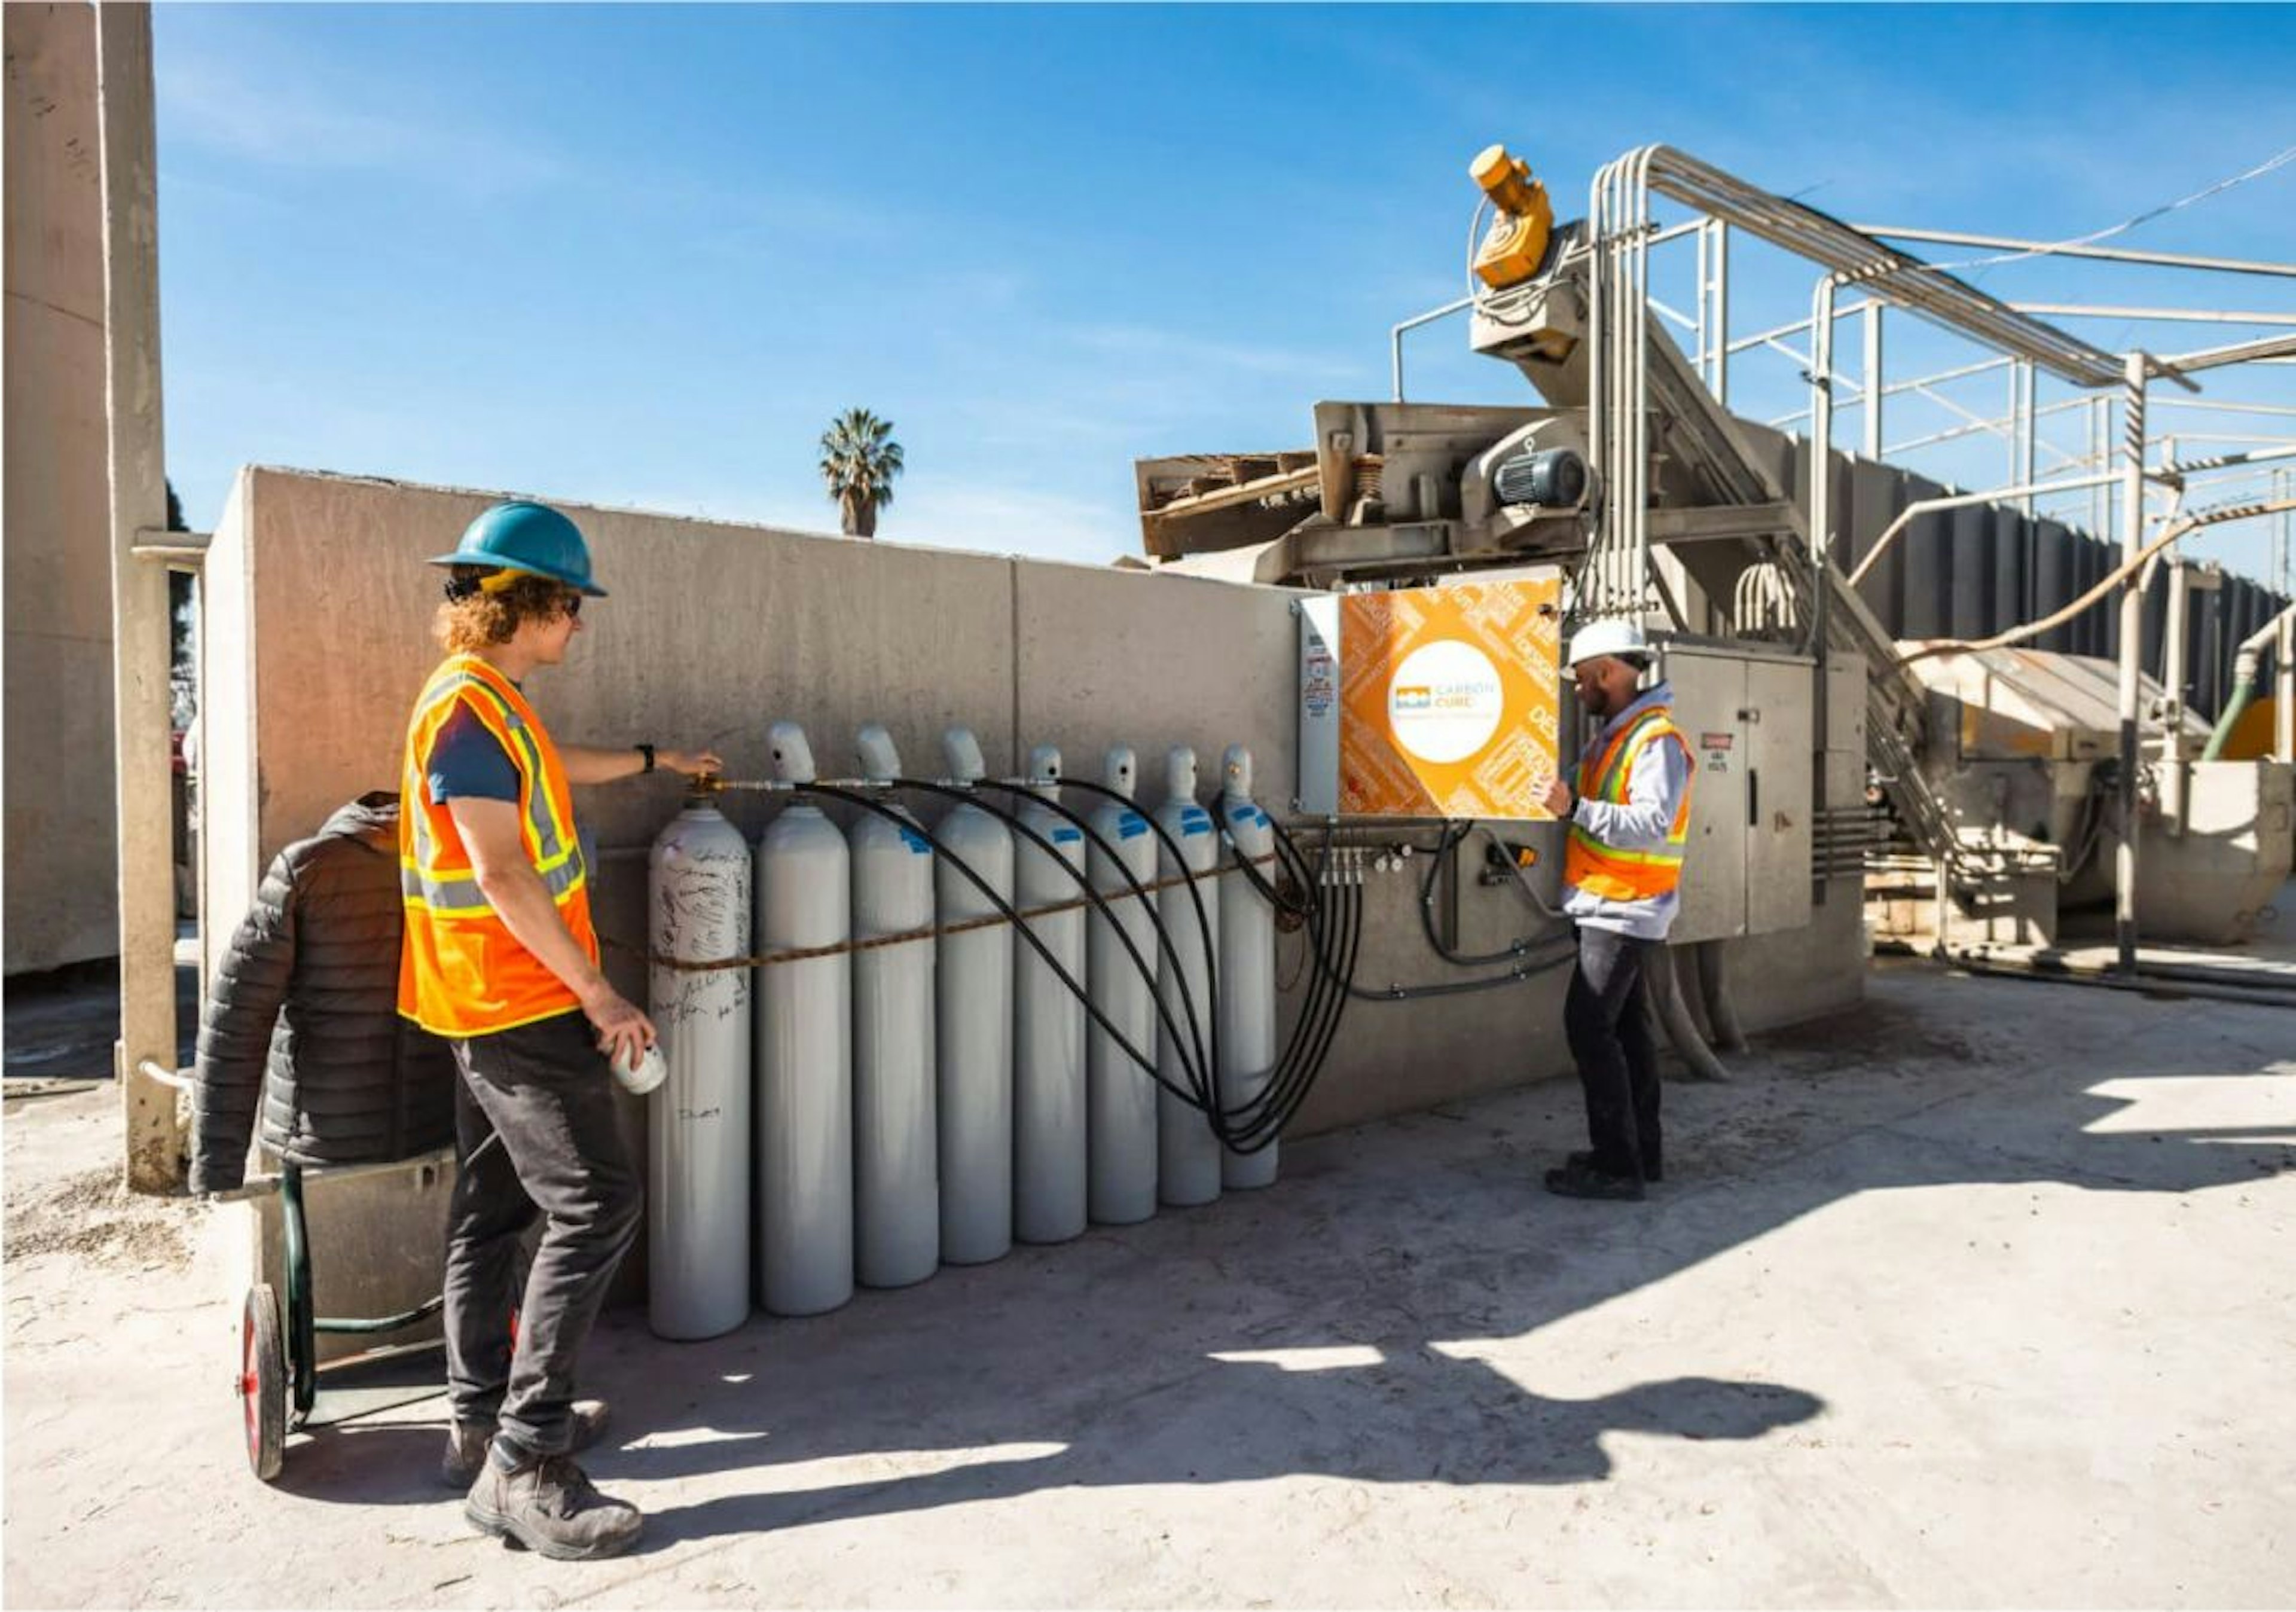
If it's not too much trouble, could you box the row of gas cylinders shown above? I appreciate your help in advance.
[642,722,1279,1341]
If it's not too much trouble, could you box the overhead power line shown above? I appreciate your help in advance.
[1935,143,2296,273]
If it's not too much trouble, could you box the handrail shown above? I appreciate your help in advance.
[1846,472,2123,588]
[1629,145,2125,389]
[1898,496,2296,665]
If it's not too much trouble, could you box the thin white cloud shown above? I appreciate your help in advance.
[1065,322,1357,383]
[155,47,563,196]
[886,481,1139,568]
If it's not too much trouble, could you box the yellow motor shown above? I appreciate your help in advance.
[1470,144,1554,291]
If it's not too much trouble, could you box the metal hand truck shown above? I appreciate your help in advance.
[219,1137,506,1482]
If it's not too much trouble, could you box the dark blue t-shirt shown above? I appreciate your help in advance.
[426,702,520,805]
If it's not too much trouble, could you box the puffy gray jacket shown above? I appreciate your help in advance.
[190,793,457,1192]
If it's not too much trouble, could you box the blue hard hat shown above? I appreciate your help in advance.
[428,501,607,596]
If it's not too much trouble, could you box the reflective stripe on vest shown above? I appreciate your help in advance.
[397,655,596,1035]
[1563,705,1693,904]
[399,674,584,912]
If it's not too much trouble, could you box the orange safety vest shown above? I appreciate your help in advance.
[1563,703,1693,904]
[397,654,596,1036]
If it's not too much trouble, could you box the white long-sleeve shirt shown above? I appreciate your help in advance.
[1563,681,1694,941]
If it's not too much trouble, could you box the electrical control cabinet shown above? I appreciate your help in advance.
[1654,644,1815,944]
[1295,572,1564,820]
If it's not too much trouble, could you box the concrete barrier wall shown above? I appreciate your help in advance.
[206,466,1862,1150]
[204,465,1863,1315]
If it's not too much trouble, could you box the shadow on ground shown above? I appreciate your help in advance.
[249,967,2292,1553]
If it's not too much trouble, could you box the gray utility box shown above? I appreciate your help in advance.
[1654,643,1816,945]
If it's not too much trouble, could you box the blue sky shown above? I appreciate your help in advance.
[154,4,2295,579]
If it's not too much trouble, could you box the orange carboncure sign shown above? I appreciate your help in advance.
[1335,577,1564,819]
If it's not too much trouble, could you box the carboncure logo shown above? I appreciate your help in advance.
[1387,639,1503,764]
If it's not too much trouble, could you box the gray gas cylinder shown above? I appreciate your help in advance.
[1152,746,1222,1209]
[933,727,1014,1266]
[1218,744,1279,1190]
[648,798,754,1341]
[1013,744,1088,1244]
[754,722,854,1317]
[1085,745,1160,1225]
[850,723,938,1288]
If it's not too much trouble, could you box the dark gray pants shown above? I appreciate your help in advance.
[1563,926,1662,1181]
[443,1010,640,1456]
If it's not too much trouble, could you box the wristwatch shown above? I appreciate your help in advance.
[636,743,657,774]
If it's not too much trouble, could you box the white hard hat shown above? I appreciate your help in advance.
[1564,618,1651,669]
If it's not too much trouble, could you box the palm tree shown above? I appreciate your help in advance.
[818,408,905,539]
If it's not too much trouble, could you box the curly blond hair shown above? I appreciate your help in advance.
[432,569,578,654]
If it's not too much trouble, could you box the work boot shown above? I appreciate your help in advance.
[463,1446,642,1562]
[1543,1159,1645,1201]
[1567,1149,1662,1184]
[441,1400,610,1488]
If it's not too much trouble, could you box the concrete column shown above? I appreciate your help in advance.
[96,2,178,1192]
[5,2,121,975]
[2114,353,2147,975]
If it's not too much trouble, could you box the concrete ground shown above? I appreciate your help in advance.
[5,959,2294,1609]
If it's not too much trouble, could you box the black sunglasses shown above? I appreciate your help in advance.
[558,593,583,619]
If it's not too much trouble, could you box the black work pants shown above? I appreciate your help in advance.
[1563,926,1662,1181]
[443,1009,641,1456]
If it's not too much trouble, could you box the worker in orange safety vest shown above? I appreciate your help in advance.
[400,499,720,1561]
[1537,618,1692,1202]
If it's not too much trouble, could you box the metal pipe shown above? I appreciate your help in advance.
[2200,600,2296,760]
[1874,942,2296,1012]
[2160,331,2296,374]
[2157,442,2296,480]
[1808,273,1839,662]
[2161,558,2190,837]
[2277,467,2292,595]
[2017,361,2038,515]
[1390,294,1475,404]
[1694,216,1708,384]
[1693,941,1748,1054]
[1900,496,2296,664]
[1849,225,2296,280]
[2115,352,2148,976]
[1635,144,2122,387]
[1712,219,1731,407]
[1724,301,1879,368]
[1641,947,1730,1082]
[2152,398,2296,420]
[2276,611,2294,764]
[1863,301,1883,459]
[1848,471,2120,588]
[2011,303,2296,327]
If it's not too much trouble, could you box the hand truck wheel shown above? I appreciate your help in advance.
[242,1283,286,1482]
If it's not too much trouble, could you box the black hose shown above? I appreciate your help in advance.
[799,783,1213,1119]
[1047,777,1223,1100]
[1222,828,1358,1150]
[1206,818,1347,1147]
[1200,820,1344,1149]
[961,778,1221,1116]
[1416,820,1571,968]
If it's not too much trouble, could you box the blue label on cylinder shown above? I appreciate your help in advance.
[1052,827,1083,844]
[900,828,930,855]
[1119,814,1147,839]
[1228,804,1256,823]
[1181,813,1212,836]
